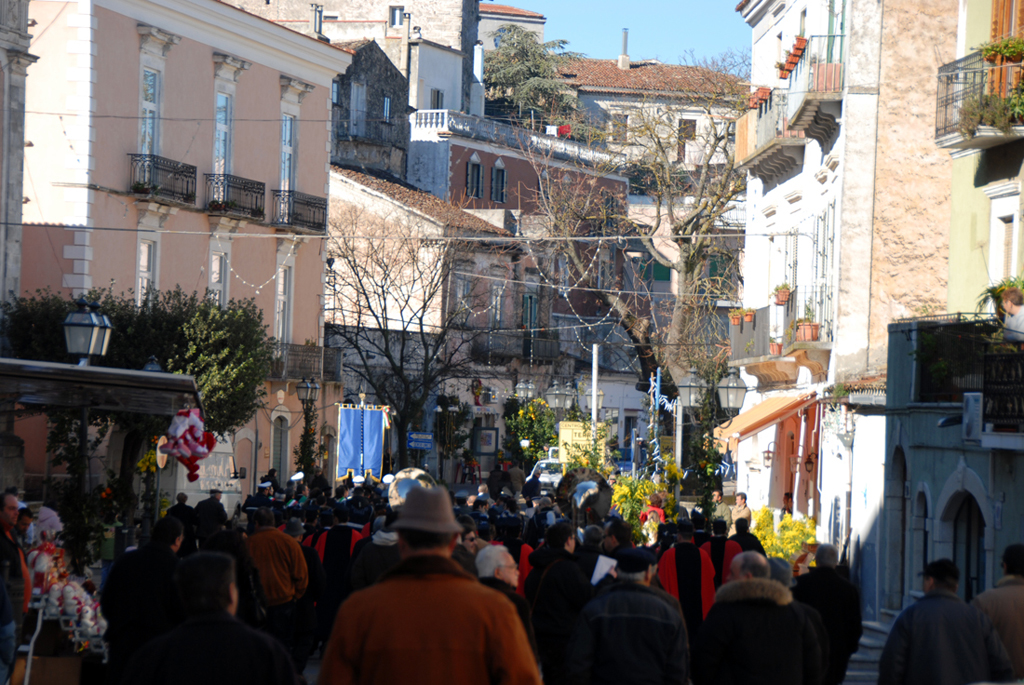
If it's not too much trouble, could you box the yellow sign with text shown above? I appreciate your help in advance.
[557,421,589,462]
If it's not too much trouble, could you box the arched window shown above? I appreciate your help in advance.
[273,416,288,475]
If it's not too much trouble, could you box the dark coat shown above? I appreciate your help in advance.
[295,543,325,633]
[565,583,688,685]
[692,577,823,685]
[521,476,541,500]
[574,543,603,584]
[792,566,863,685]
[120,612,296,685]
[101,542,184,685]
[166,503,198,556]
[878,589,1013,685]
[194,496,227,540]
[479,576,539,660]
[524,547,593,638]
[728,531,767,557]
[350,535,401,591]
[316,524,360,642]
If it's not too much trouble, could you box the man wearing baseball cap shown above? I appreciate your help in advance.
[319,487,540,684]
[879,558,1012,685]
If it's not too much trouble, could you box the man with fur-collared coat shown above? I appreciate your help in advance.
[693,552,824,685]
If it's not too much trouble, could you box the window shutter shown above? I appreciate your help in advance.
[467,161,472,197]
[490,166,497,201]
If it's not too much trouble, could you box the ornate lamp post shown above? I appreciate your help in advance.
[295,377,321,481]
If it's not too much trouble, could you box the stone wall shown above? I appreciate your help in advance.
[865,0,957,371]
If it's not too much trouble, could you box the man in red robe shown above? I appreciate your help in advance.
[658,519,715,648]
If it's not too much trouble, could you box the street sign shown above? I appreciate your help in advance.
[557,421,588,462]
[407,431,433,450]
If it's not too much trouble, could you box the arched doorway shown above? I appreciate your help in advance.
[883,447,907,608]
[953,494,985,601]
[912,490,929,592]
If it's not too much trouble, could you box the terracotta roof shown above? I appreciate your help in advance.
[557,58,737,94]
[332,39,374,52]
[211,0,361,57]
[331,166,511,237]
[479,4,546,19]
[735,0,751,11]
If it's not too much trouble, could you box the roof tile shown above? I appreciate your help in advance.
[479,4,546,19]
[558,58,735,94]
[331,166,511,236]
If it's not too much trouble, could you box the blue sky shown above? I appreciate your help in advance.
[487,0,751,63]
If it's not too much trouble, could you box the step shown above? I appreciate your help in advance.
[848,652,880,667]
[854,634,887,658]
[861,620,892,636]
[843,670,878,684]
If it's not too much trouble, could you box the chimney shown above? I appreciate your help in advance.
[400,12,412,78]
[617,29,630,70]
[470,41,485,116]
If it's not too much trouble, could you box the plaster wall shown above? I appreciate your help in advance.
[478,13,543,51]
[409,42,463,111]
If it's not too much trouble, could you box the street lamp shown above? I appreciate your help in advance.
[515,379,536,400]
[762,441,776,467]
[297,377,321,406]
[677,370,707,410]
[717,368,748,412]
[544,381,572,411]
[63,298,111,364]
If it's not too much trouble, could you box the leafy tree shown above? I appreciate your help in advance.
[484,24,585,129]
[502,397,556,467]
[293,398,318,480]
[435,394,472,464]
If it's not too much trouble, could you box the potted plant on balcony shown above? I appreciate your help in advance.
[775,62,789,79]
[793,36,808,54]
[208,200,227,213]
[981,35,1024,63]
[773,282,792,306]
[795,303,820,342]
[729,308,744,326]
[131,181,156,195]
[785,50,800,70]
[743,308,756,323]
[769,338,783,356]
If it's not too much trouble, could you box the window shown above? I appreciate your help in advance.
[272,416,288,475]
[467,157,483,198]
[453,274,472,326]
[350,82,366,137]
[389,6,404,27]
[275,266,291,342]
[1003,216,1015,278]
[280,115,295,191]
[213,93,232,176]
[137,240,156,305]
[494,27,508,49]
[331,79,341,106]
[799,9,807,36]
[430,88,444,110]
[383,95,392,123]
[491,161,507,203]
[210,251,227,306]
[522,291,539,332]
[677,118,697,161]
[141,68,160,155]
[652,261,672,283]
[489,282,504,329]
[610,114,628,143]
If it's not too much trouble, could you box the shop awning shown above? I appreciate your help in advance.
[0,357,203,416]
[714,393,817,444]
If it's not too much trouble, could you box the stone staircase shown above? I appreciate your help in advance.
[844,608,899,684]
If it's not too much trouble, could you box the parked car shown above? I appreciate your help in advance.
[529,459,565,492]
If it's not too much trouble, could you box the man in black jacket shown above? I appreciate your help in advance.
[166,492,198,557]
[878,559,1012,685]
[194,489,228,545]
[284,518,325,673]
[525,521,593,685]
[566,548,688,685]
[101,516,185,685]
[693,551,823,685]
[792,543,861,685]
[121,552,296,685]
[477,544,538,661]
[728,517,767,557]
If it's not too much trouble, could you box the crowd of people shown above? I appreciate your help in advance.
[85,467,1024,685]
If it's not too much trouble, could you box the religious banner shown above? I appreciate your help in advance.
[337,406,388,478]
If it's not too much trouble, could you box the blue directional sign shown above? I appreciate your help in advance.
[407,431,434,450]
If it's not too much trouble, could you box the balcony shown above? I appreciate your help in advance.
[205,174,266,221]
[982,352,1024,442]
[272,190,327,234]
[411,110,617,168]
[470,330,561,362]
[787,35,845,143]
[525,331,561,361]
[322,347,343,383]
[935,52,1024,150]
[904,315,996,402]
[268,343,329,382]
[735,91,807,182]
[729,306,770,363]
[128,154,197,205]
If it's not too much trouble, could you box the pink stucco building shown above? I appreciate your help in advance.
[20,0,351,505]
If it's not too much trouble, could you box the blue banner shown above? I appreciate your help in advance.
[337,407,386,478]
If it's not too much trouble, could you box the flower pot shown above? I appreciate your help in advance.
[794,36,808,50]
[796,322,820,342]
[984,52,999,64]
[769,342,783,355]
[730,315,742,326]
[786,56,800,69]
[774,288,791,306]
[779,69,789,79]
[743,311,754,323]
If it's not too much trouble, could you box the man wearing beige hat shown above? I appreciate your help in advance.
[319,486,541,684]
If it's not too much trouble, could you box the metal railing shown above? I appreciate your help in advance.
[272,190,327,234]
[268,343,325,381]
[983,352,1024,429]
[411,110,616,167]
[729,305,770,361]
[936,51,989,138]
[782,285,834,345]
[912,318,999,402]
[334,112,408,149]
[205,174,266,220]
[787,35,846,121]
[525,330,560,360]
[471,331,524,360]
[750,91,803,157]
[128,154,197,205]
[323,347,343,383]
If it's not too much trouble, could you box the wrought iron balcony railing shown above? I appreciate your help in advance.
[272,190,327,234]
[128,154,197,205]
[933,51,1024,145]
[205,174,266,220]
[787,35,845,139]
[524,331,561,361]
[936,51,989,139]
[471,331,527,360]
[268,342,325,381]
[782,284,835,346]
